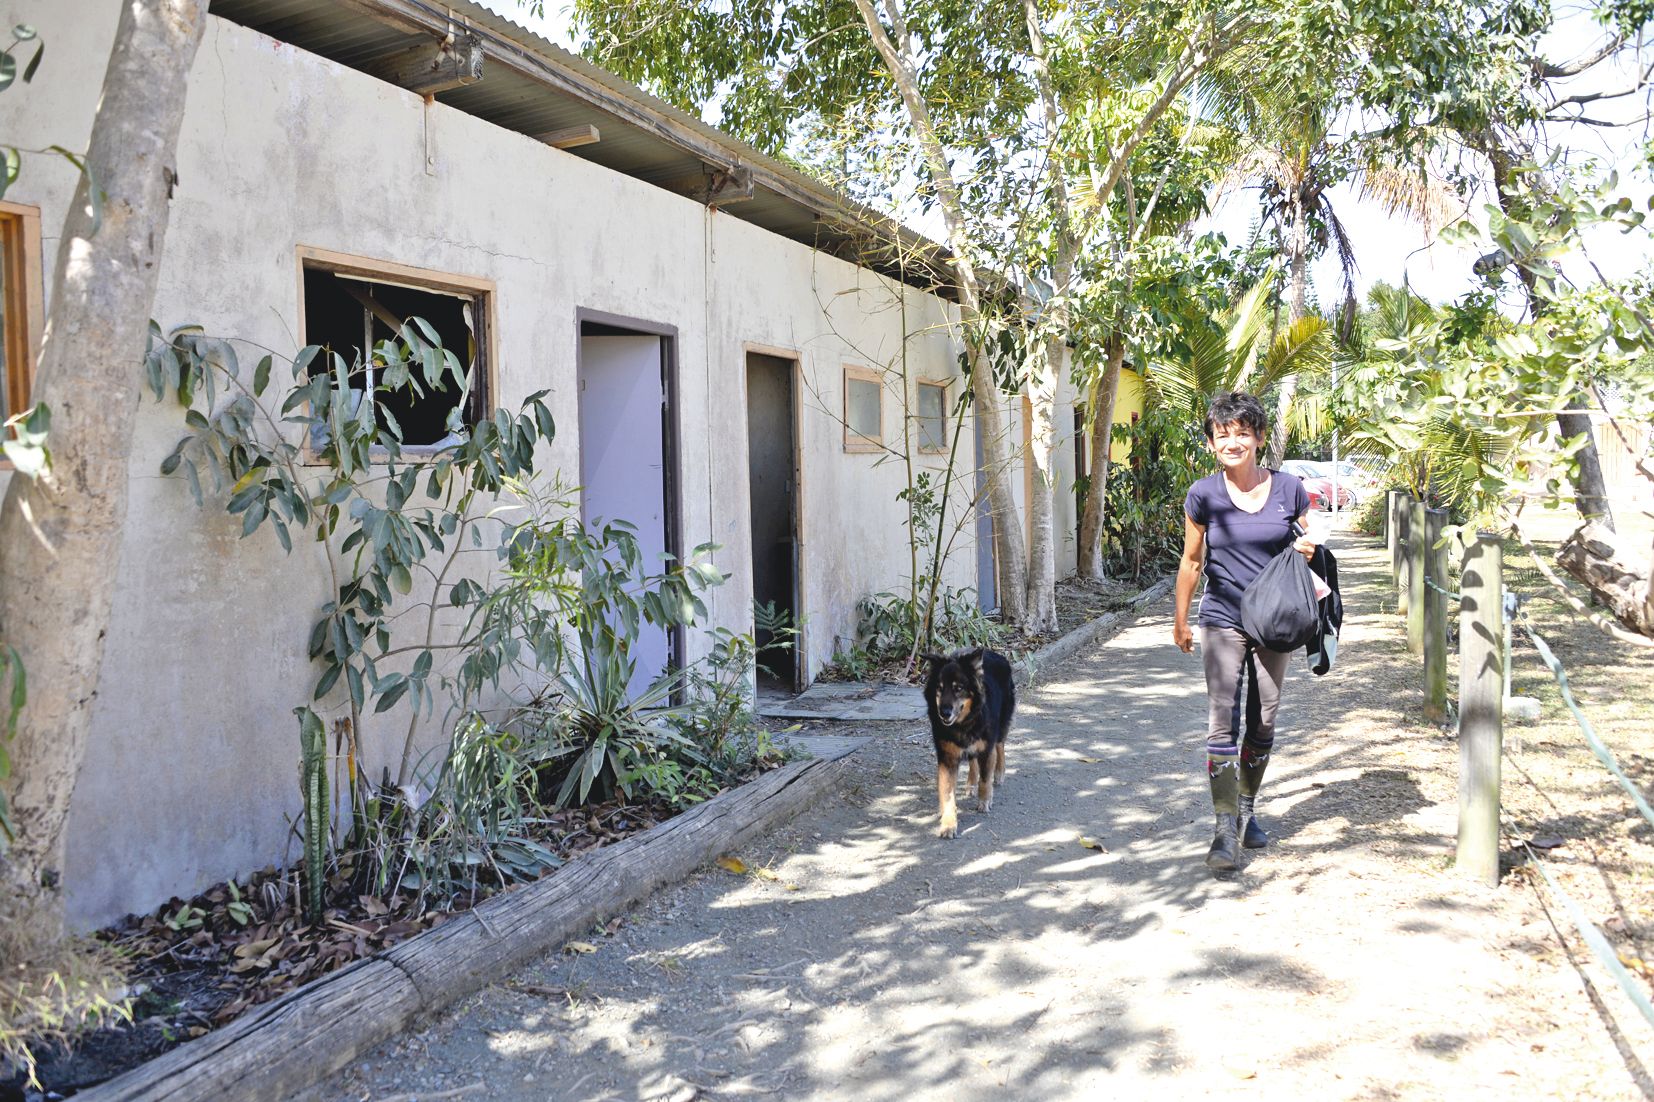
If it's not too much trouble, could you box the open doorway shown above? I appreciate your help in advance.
[745,352,801,691]
[577,314,681,698]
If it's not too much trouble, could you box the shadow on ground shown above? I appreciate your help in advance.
[326,539,1648,1102]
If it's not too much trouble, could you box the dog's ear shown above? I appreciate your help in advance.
[918,652,947,668]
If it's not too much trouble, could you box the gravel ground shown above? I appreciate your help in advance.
[321,535,1653,1101]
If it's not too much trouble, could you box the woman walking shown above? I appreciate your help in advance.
[1172,392,1315,871]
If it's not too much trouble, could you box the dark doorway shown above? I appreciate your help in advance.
[577,315,682,698]
[745,353,800,690]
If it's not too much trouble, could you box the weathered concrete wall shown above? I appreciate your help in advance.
[0,5,1076,927]
[703,218,980,671]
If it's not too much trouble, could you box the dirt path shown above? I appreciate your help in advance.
[323,538,1652,1101]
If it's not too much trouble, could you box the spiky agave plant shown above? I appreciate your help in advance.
[296,706,329,923]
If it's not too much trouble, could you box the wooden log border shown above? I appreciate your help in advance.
[85,576,1172,1099]
[80,750,854,1102]
[1016,575,1175,687]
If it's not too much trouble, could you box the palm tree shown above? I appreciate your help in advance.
[1335,283,1519,510]
[1209,87,1458,463]
[1143,273,1334,421]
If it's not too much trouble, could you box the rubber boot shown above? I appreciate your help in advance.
[1237,794,1269,849]
[1205,754,1240,870]
[1206,813,1240,870]
[1238,744,1271,850]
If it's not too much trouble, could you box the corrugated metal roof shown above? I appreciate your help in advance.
[208,0,957,296]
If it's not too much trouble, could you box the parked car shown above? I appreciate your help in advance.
[1325,460,1378,487]
[1282,458,1375,503]
[1303,476,1358,511]
[1280,459,1323,480]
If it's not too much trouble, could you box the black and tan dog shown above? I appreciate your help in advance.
[921,648,1016,838]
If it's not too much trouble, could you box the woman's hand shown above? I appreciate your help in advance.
[1174,517,1206,654]
[1294,513,1316,561]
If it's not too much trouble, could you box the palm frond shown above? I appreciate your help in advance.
[1225,276,1277,385]
[1357,161,1463,237]
[1254,316,1333,395]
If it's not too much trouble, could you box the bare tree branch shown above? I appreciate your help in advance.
[1538,35,1625,78]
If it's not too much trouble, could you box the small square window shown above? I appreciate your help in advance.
[917,381,948,452]
[0,201,44,438]
[300,250,490,452]
[844,366,883,452]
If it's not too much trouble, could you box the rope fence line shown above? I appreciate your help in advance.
[1511,605,1654,833]
[1422,575,1461,602]
[1384,491,1654,1034]
[1510,518,1654,651]
[1519,840,1654,1033]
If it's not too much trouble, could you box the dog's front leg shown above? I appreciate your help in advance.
[937,750,960,838]
[976,753,993,814]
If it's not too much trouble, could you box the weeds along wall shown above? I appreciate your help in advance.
[0,3,1046,927]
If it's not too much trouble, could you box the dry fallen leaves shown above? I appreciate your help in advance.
[715,856,750,874]
[564,940,598,955]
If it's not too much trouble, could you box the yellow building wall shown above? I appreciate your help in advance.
[1109,367,1147,462]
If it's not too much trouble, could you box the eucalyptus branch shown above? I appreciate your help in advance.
[1538,35,1626,79]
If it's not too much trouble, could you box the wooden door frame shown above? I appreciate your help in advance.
[575,308,685,682]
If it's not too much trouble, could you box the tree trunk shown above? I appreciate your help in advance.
[0,0,208,938]
[1556,396,1615,527]
[1268,189,1309,466]
[1484,144,1616,532]
[1557,523,1653,636]
[1024,341,1059,632]
[1076,333,1125,580]
[1020,0,1066,634]
[851,0,1028,623]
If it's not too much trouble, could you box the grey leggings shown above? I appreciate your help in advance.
[1201,626,1290,761]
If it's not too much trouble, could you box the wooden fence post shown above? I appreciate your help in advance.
[1422,508,1448,722]
[1457,532,1504,886]
[1396,494,1414,618]
[1387,490,1405,586]
[1407,498,1427,655]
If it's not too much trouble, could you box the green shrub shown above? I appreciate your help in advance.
[1097,407,1210,581]
[856,584,1003,660]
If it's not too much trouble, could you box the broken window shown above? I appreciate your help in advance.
[0,201,43,437]
[301,258,488,448]
[843,365,883,452]
[916,380,948,452]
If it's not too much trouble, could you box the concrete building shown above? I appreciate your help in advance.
[0,0,1094,927]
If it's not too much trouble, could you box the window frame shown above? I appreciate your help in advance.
[915,379,949,454]
[0,200,45,457]
[295,245,497,462]
[842,364,884,453]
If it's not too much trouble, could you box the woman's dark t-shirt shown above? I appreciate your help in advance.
[1184,471,1311,630]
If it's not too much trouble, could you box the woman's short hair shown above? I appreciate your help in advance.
[1204,391,1268,441]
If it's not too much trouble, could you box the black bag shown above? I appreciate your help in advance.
[1239,532,1321,653]
[1306,545,1343,675]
